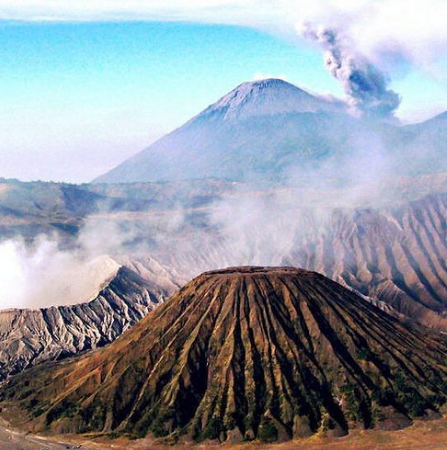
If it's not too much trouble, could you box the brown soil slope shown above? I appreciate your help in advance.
[2,267,447,443]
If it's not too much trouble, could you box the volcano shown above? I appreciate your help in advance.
[93,79,349,183]
[93,78,447,184]
[3,267,447,443]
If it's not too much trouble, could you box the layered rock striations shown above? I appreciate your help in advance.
[3,267,447,443]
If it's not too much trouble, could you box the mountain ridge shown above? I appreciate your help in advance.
[0,265,181,381]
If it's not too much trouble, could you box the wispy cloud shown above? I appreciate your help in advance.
[3,1,446,121]
[0,1,289,29]
[3,1,447,69]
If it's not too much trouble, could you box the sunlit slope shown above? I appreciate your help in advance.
[3,267,447,443]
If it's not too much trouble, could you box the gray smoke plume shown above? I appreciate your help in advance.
[302,24,401,119]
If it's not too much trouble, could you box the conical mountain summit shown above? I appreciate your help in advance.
[199,78,341,120]
[93,79,348,184]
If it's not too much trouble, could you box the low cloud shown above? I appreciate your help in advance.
[0,228,122,310]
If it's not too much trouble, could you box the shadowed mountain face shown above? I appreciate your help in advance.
[288,194,447,330]
[3,267,447,443]
[94,79,447,184]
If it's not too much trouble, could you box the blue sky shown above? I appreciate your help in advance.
[0,19,446,182]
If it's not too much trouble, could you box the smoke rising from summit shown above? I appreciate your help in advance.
[301,24,401,118]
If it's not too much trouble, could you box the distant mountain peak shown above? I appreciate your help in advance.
[200,78,342,120]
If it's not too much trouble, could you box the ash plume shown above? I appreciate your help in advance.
[301,24,401,119]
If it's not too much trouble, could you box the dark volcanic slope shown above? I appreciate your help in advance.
[3,267,447,443]
[0,267,179,381]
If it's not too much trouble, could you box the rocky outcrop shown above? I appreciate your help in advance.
[289,194,447,330]
[0,266,181,380]
[3,267,447,443]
